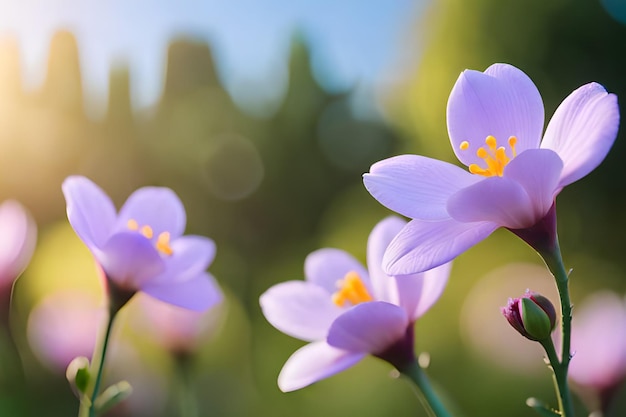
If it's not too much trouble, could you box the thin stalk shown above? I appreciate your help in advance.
[77,309,118,417]
[539,241,574,417]
[175,354,199,417]
[400,361,452,417]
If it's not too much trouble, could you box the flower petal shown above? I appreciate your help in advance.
[569,291,626,389]
[363,155,477,220]
[304,248,369,294]
[366,216,406,302]
[504,148,563,219]
[277,342,365,392]
[447,63,544,167]
[151,235,216,285]
[142,271,222,311]
[117,187,186,239]
[384,219,498,275]
[396,261,452,321]
[541,82,620,187]
[447,177,537,229]
[62,176,117,249]
[327,302,409,354]
[0,200,37,285]
[260,281,343,341]
[96,232,166,289]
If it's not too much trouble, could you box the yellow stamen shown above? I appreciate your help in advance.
[332,271,373,307]
[156,232,173,256]
[127,219,139,230]
[459,135,517,177]
[140,225,153,239]
[508,136,518,157]
[127,218,174,256]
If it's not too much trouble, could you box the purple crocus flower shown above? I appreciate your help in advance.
[364,63,619,275]
[62,175,222,311]
[259,216,450,392]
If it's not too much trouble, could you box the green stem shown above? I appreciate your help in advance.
[400,361,452,417]
[175,354,199,417]
[77,308,118,417]
[539,241,574,417]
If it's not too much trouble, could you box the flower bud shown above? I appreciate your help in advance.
[502,290,557,341]
[66,356,90,397]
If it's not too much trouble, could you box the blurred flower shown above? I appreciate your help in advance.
[569,291,626,414]
[260,216,450,392]
[364,63,619,275]
[502,290,556,342]
[27,289,167,417]
[27,290,105,371]
[62,175,221,312]
[0,199,37,292]
[130,292,224,355]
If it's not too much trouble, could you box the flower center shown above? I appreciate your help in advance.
[127,219,174,256]
[459,135,517,177]
[331,271,373,307]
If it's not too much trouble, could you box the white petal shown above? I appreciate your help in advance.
[364,155,477,220]
[277,342,365,392]
[541,82,619,187]
[260,281,342,341]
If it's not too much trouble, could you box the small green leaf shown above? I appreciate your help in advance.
[94,381,133,415]
[75,367,90,393]
[526,397,561,417]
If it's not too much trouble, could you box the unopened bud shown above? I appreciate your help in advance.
[66,356,91,397]
[502,290,557,341]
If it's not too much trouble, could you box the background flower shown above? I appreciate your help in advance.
[569,291,626,414]
[0,199,36,298]
[27,289,105,372]
[129,292,225,355]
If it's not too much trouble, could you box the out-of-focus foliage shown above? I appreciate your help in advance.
[0,1,625,416]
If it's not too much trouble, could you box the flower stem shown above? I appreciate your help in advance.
[399,361,452,417]
[77,308,118,417]
[539,241,574,417]
[175,353,199,417]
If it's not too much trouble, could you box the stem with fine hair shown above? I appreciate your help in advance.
[539,241,574,417]
[400,360,453,417]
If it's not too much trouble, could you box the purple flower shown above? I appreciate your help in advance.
[27,290,105,372]
[0,199,37,289]
[364,63,619,275]
[259,216,450,392]
[569,291,626,412]
[62,175,222,311]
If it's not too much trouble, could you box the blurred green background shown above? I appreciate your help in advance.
[1,0,626,416]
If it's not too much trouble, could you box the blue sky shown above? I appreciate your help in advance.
[0,0,421,116]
